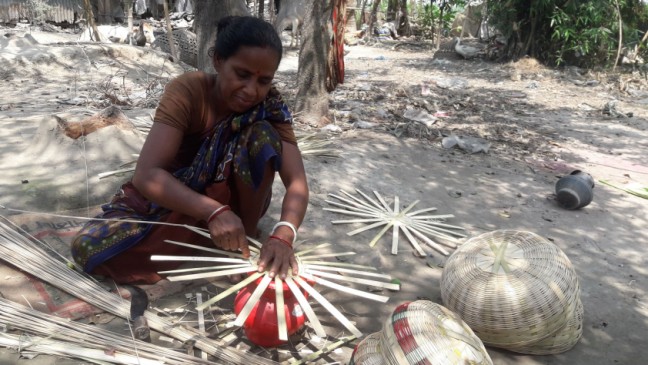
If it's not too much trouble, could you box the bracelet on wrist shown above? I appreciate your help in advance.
[272,221,298,241]
[269,235,293,248]
[207,205,231,224]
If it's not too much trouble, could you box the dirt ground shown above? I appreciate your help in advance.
[0,26,646,365]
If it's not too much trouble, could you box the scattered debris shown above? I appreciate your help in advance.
[441,134,491,154]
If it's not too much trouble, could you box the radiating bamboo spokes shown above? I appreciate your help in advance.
[195,272,264,311]
[294,276,363,338]
[325,189,467,256]
[232,274,273,327]
[150,238,399,342]
[274,277,288,341]
[285,277,327,338]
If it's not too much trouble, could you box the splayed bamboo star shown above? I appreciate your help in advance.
[324,189,467,256]
[151,232,399,342]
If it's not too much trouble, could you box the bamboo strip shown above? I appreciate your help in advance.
[195,272,263,311]
[341,189,386,212]
[195,293,208,361]
[275,277,288,341]
[298,252,356,260]
[399,224,427,257]
[372,190,393,212]
[233,274,272,327]
[408,220,464,242]
[411,221,466,238]
[304,269,400,290]
[294,277,362,338]
[405,207,438,216]
[354,189,386,211]
[0,217,274,364]
[151,255,247,264]
[347,220,389,236]
[288,336,356,365]
[0,335,162,365]
[408,218,467,233]
[295,242,331,257]
[325,199,372,214]
[98,167,135,179]
[164,239,246,258]
[391,196,401,255]
[304,264,391,279]
[300,260,378,270]
[166,266,256,281]
[285,277,327,338]
[301,273,390,303]
[331,218,383,224]
[328,193,384,215]
[157,263,249,275]
[368,222,394,247]
[323,208,376,218]
[406,225,451,255]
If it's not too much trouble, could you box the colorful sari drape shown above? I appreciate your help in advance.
[71,89,292,273]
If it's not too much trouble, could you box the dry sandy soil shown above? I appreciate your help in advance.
[0,26,647,364]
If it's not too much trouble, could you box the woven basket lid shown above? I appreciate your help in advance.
[440,230,581,349]
[350,300,493,365]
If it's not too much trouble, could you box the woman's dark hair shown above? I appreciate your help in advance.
[208,16,282,64]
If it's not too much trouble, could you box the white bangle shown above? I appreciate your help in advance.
[272,221,298,242]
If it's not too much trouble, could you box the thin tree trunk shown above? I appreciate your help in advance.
[296,0,333,126]
[125,0,133,45]
[367,0,381,40]
[194,0,249,72]
[435,1,445,49]
[82,0,101,42]
[398,0,410,36]
[163,0,178,61]
[613,0,623,70]
[360,0,368,27]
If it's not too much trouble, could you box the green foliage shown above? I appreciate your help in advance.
[486,0,648,68]
[415,2,459,38]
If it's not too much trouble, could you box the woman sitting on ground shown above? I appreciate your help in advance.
[71,15,308,285]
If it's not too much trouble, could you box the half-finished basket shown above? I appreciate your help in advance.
[350,300,493,364]
[440,230,582,354]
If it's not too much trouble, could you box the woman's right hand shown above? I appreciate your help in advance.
[207,210,250,258]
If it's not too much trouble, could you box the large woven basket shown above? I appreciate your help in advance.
[440,230,582,353]
[350,300,493,365]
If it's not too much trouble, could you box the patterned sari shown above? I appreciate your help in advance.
[71,89,292,276]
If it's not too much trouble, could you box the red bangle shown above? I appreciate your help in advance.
[207,205,231,224]
[269,235,293,248]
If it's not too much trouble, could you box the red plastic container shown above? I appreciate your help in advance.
[233,276,310,347]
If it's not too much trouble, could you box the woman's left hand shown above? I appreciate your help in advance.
[257,237,298,279]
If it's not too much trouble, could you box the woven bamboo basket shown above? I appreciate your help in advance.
[510,298,584,355]
[350,300,493,365]
[440,230,582,353]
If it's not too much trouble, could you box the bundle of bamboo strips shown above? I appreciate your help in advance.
[0,216,274,365]
[0,297,216,365]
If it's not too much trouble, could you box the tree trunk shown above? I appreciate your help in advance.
[194,0,249,72]
[367,0,381,40]
[398,0,410,36]
[258,0,265,18]
[435,2,445,49]
[387,0,397,21]
[295,0,333,126]
[125,0,133,45]
[163,0,179,61]
[82,0,101,41]
[360,0,368,28]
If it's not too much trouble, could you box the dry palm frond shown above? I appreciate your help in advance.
[0,298,216,365]
[295,132,340,158]
[151,236,400,341]
[325,189,467,256]
[0,216,274,365]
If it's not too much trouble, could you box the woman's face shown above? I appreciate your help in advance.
[213,46,280,114]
